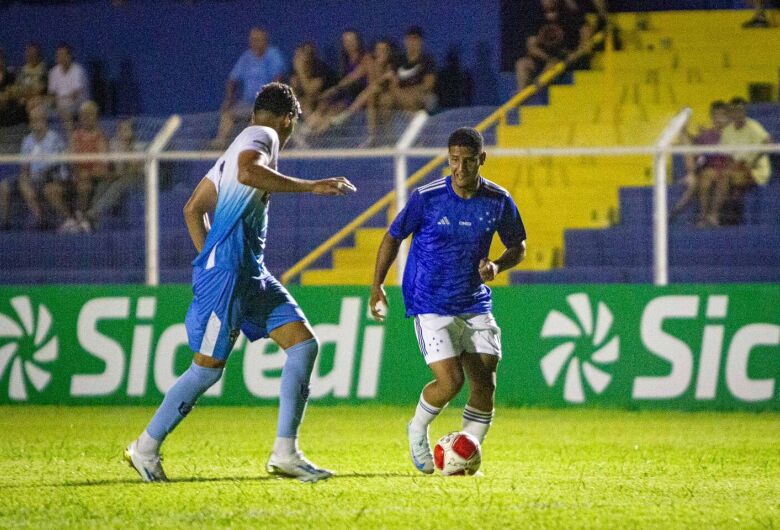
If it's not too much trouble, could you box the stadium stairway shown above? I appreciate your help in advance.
[298,10,779,285]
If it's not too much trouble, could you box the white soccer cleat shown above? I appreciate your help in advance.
[266,451,334,483]
[124,441,168,483]
[407,422,434,474]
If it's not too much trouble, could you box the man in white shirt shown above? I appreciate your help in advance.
[48,44,88,131]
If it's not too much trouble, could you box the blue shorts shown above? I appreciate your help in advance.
[185,266,306,360]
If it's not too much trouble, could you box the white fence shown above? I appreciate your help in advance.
[1,109,779,286]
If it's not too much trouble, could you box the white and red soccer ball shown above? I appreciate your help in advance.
[433,431,482,476]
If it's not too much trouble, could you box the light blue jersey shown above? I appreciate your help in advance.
[193,125,279,276]
[185,125,305,359]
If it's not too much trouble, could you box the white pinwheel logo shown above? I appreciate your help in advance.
[0,296,58,400]
[540,293,619,403]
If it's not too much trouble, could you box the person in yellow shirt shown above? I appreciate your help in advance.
[719,97,772,224]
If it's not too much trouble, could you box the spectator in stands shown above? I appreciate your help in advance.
[328,39,398,138]
[743,0,777,28]
[306,29,370,134]
[48,43,89,133]
[720,97,773,224]
[515,0,593,91]
[1,105,74,230]
[16,43,47,103]
[366,26,436,144]
[289,42,333,121]
[0,50,27,127]
[69,100,109,231]
[671,101,732,227]
[211,28,286,148]
[84,118,143,229]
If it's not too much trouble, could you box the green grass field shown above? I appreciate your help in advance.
[1,405,778,529]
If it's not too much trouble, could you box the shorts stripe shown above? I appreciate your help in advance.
[414,317,428,357]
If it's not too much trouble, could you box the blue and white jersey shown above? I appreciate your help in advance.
[193,126,279,275]
[389,176,526,317]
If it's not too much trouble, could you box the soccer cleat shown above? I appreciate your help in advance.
[124,441,168,482]
[266,451,334,483]
[407,422,434,474]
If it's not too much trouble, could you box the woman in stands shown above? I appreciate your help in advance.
[305,29,371,134]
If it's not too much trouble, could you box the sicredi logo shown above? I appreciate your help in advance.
[539,293,620,403]
[0,296,58,400]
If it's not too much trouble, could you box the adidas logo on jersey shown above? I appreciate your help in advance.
[437,216,450,226]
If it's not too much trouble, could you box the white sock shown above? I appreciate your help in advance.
[410,395,443,432]
[136,430,161,455]
[273,436,299,457]
[462,405,494,444]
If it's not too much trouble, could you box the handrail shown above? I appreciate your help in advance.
[280,31,606,284]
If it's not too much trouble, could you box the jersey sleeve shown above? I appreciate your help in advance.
[228,53,246,81]
[237,127,277,166]
[205,160,222,192]
[389,189,424,240]
[497,195,526,248]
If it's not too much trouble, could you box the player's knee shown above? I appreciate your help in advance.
[439,371,465,397]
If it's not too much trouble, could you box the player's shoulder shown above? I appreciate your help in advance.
[480,178,511,198]
[415,177,448,197]
[235,125,279,152]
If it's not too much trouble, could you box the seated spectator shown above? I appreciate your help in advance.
[48,43,89,133]
[742,0,777,28]
[305,29,370,134]
[84,118,143,229]
[720,97,773,224]
[211,28,286,149]
[671,101,732,227]
[70,100,109,230]
[289,42,333,120]
[329,39,398,137]
[0,105,75,230]
[0,50,27,127]
[16,43,47,105]
[515,0,593,91]
[367,26,436,144]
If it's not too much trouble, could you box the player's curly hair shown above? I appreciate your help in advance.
[448,127,484,155]
[253,82,302,118]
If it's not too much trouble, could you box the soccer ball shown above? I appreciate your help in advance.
[433,431,482,476]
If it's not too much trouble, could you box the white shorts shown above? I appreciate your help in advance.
[413,313,502,365]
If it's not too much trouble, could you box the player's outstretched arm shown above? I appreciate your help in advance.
[479,241,527,282]
[369,232,402,322]
[183,176,218,252]
[237,150,356,195]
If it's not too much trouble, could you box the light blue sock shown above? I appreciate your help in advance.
[145,363,223,442]
[277,338,318,438]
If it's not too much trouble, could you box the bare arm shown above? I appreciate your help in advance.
[527,36,551,62]
[222,79,237,109]
[479,241,527,282]
[237,150,356,195]
[183,176,217,252]
[369,232,403,321]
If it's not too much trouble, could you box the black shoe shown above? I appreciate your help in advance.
[742,16,769,28]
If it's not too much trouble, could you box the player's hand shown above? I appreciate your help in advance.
[479,259,499,282]
[312,177,357,196]
[369,285,389,322]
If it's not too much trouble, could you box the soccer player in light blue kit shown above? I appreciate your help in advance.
[125,83,356,483]
[370,127,526,474]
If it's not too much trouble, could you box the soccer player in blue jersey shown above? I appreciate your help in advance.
[124,82,356,483]
[369,127,526,474]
